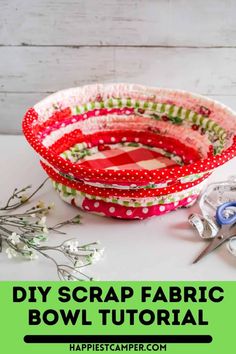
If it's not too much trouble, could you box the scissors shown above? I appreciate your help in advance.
[193,201,236,263]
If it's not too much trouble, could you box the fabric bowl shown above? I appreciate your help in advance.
[22,83,236,219]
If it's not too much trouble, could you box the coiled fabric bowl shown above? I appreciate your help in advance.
[22,83,236,219]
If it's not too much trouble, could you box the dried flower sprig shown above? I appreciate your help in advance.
[0,179,49,211]
[0,180,104,280]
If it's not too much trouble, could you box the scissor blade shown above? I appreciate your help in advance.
[193,238,222,264]
[193,231,233,264]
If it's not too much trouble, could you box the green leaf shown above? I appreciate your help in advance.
[108,98,114,108]
[151,113,160,120]
[127,142,139,147]
[169,116,183,125]
[126,98,132,107]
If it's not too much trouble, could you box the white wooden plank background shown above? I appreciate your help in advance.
[1,0,236,46]
[1,0,236,133]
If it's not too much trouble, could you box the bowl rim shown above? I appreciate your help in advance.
[22,83,236,184]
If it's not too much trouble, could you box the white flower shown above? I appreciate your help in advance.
[39,216,47,226]
[90,248,104,263]
[23,245,31,251]
[20,194,28,203]
[21,245,38,260]
[97,248,105,257]
[8,232,20,245]
[27,252,39,260]
[32,237,41,246]
[74,259,87,267]
[42,227,49,234]
[63,240,79,253]
[6,248,17,259]
[37,200,45,209]
[48,202,55,209]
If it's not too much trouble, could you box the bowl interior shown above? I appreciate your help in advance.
[34,86,235,174]
[21,83,236,187]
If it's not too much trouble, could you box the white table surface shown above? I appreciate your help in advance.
[0,135,236,281]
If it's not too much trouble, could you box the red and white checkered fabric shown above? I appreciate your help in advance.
[77,145,177,170]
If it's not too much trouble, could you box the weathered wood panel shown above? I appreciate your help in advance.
[1,0,236,133]
[0,92,46,134]
[0,46,115,91]
[0,0,236,46]
[1,46,236,94]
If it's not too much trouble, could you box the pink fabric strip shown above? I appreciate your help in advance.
[81,194,198,219]
[38,108,135,139]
